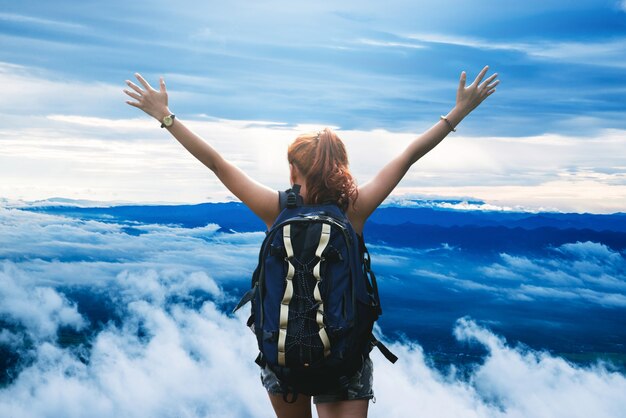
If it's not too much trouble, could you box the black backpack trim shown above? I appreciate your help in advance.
[278,184,304,210]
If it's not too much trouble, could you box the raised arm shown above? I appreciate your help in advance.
[124,73,279,229]
[348,66,499,231]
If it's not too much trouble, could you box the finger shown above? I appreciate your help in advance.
[126,80,143,94]
[486,79,500,90]
[135,72,153,91]
[123,89,141,100]
[480,73,498,89]
[126,100,141,108]
[458,71,466,90]
[473,65,489,86]
[159,76,166,92]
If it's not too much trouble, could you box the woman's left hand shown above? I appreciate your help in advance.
[455,65,499,116]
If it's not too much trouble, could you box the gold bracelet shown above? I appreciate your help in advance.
[440,115,456,132]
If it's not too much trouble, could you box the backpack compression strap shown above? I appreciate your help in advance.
[277,224,296,366]
[277,222,333,366]
[313,223,332,358]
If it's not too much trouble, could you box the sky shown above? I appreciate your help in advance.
[1,0,626,212]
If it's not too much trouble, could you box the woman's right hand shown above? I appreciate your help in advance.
[124,73,171,121]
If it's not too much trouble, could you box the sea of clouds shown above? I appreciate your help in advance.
[1,205,625,417]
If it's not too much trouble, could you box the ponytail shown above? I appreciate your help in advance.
[288,128,358,212]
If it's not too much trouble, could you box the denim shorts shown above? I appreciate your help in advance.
[260,356,374,404]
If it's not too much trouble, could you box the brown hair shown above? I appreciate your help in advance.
[287,127,358,212]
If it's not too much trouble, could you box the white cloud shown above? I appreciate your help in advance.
[0,261,87,340]
[2,197,624,316]
[411,267,503,292]
[357,38,427,49]
[556,240,625,265]
[2,264,626,418]
[473,242,626,306]
[0,329,23,349]
[391,177,626,214]
[452,317,626,418]
[3,113,626,213]
[402,32,626,68]
[0,62,123,117]
[0,301,268,418]
[0,12,87,31]
[0,206,263,289]
[0,202,625,417]
[405,239,626,306]
[1,61,626,213]
[382,197,543,213]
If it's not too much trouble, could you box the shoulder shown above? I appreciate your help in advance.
[346,195,365,236]
[263,190,281,231]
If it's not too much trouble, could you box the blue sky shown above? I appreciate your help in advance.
[1,0,625,211]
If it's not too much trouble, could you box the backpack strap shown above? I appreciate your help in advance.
[370,335,398,364]
[278,184,303,210]
[358,233,383,316]
[358,233,398,363]
[231,283,257,313]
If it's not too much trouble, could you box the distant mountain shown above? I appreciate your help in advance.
[369,206,626,232]
[16,200,626,253]
[21,201,265,231]
[364,222,626,254]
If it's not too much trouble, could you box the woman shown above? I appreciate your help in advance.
[124,66,499,418]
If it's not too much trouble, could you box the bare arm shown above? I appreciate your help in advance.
[124,73,279,229]
[348,66,499,231]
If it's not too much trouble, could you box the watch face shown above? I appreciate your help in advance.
[163,115,173,126]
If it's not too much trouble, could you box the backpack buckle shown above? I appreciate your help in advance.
[286,193,297,208]
[286,184,302,208]
[362,250,372,270]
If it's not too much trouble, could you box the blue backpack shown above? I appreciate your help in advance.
[234,185,397,400]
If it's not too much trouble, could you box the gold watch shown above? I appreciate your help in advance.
[160,114,176,128]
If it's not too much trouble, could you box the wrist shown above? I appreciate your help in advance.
[444,106,467,128]
[154,108,172,123]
